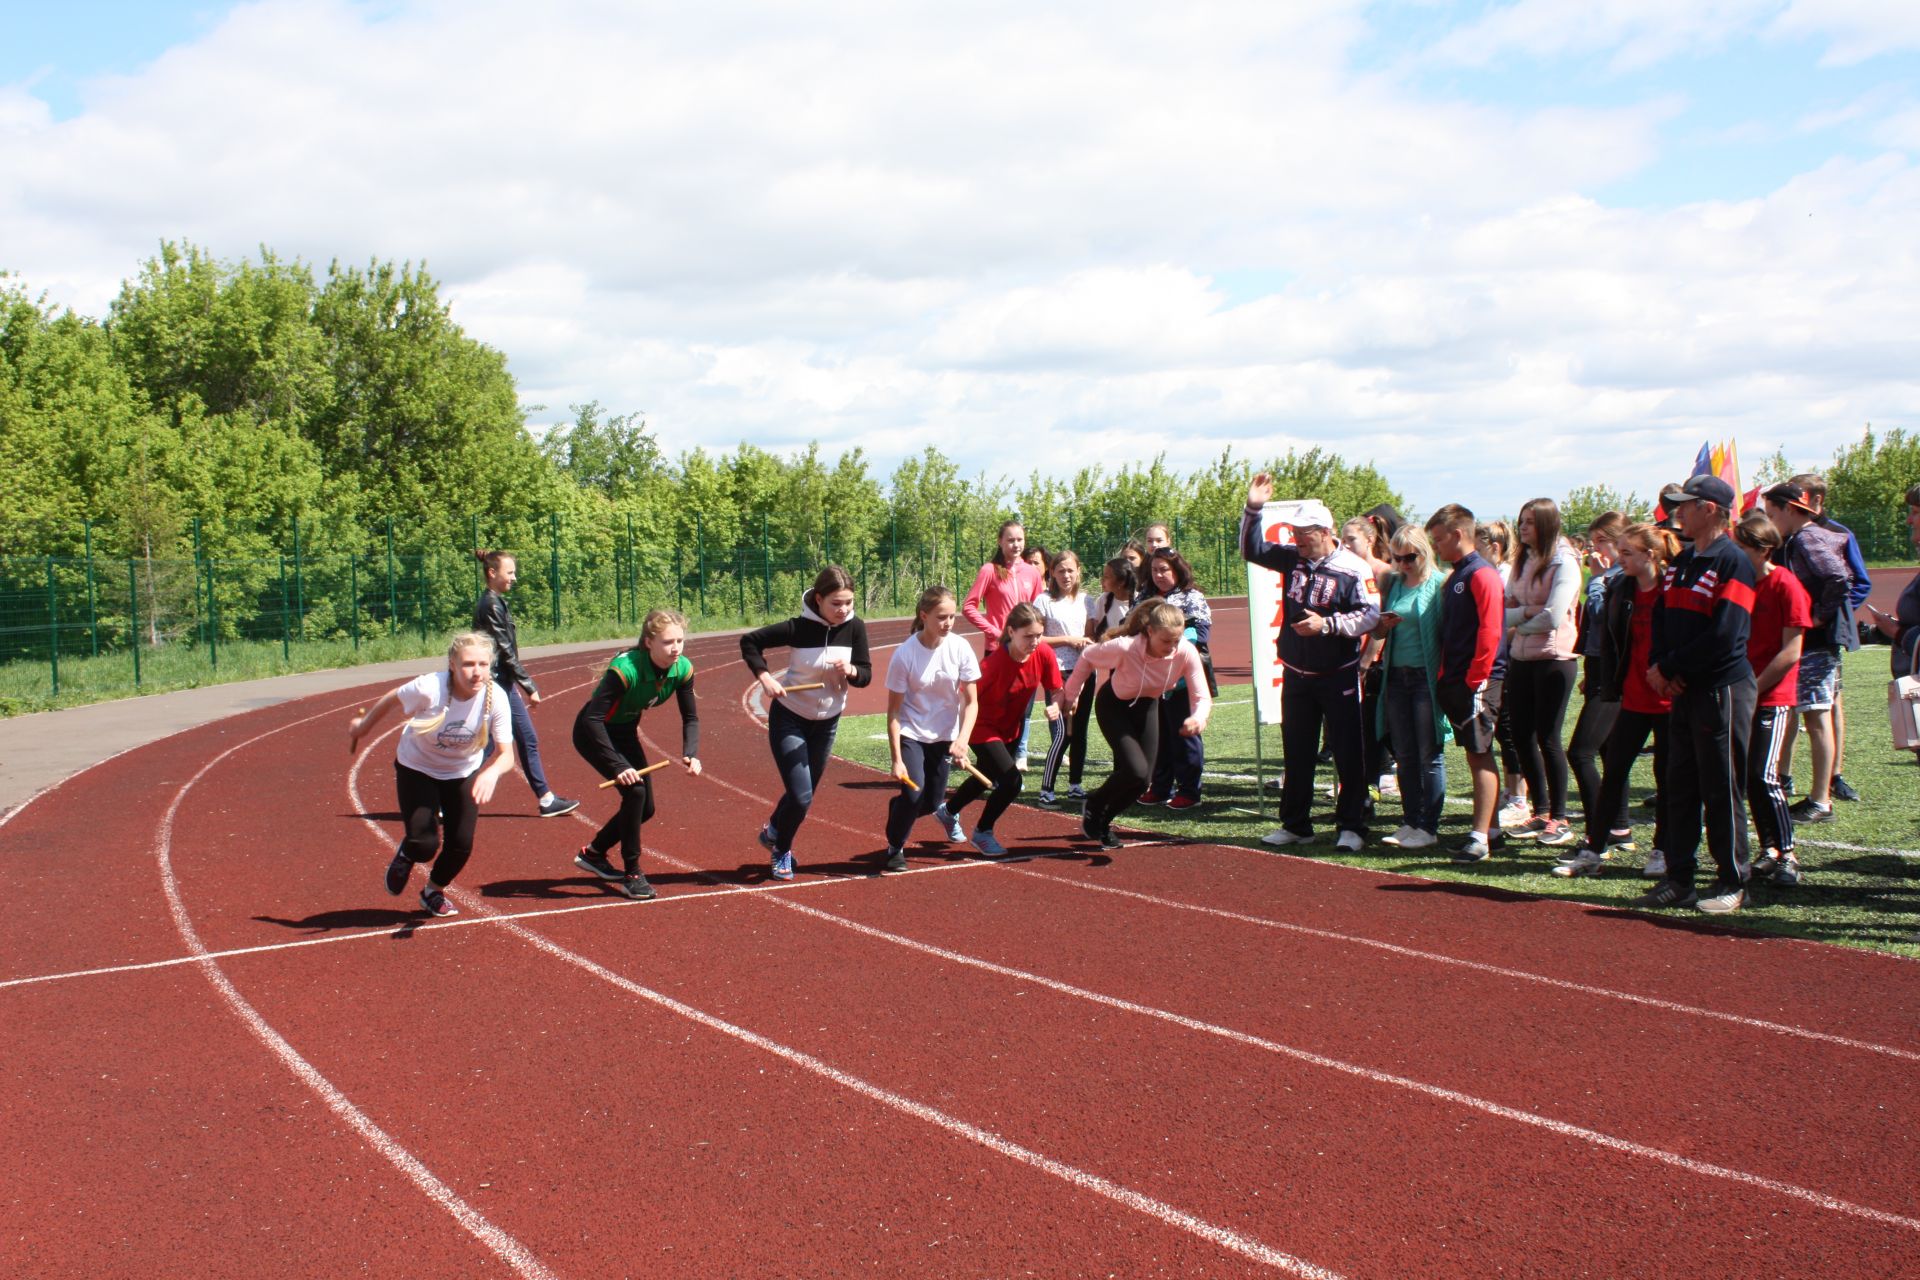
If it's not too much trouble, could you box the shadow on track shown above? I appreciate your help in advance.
[253,908,424,936]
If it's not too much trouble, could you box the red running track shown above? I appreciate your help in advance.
[4,616,1919,1278]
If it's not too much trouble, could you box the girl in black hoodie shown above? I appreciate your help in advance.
[739,565,873,879]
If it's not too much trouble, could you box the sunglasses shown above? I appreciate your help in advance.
[1392,552,1420,565]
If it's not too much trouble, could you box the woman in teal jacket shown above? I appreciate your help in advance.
[1373,526,1452,848]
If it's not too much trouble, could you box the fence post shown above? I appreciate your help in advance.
[385,516,397,636]
[279,554,291,662]
[696,514,707,614]
[128,559,141,687]
[350,555,360,650]
[736,544,746,619]
[206,559,218,669]
[625,514,638,625]
[192,516,205,648]
[823,518,831,567]
[46,557,59,696]
[417,556,428,644]
[549,512,561,629]
[84,519,99,657]
[674,542,683,611]
[762,515,772,612]
[292,516,305,640]
[889,514,898,608]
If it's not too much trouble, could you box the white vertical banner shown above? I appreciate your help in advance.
[1244,502,1321,727]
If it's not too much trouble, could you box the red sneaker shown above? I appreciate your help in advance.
[1137,791,1166,806]
[1166,795,1199,811]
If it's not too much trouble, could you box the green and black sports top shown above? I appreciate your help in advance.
[573,650,699,776]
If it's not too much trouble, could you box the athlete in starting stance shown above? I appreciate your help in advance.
[349,631,517,917]
[571,609,702,900]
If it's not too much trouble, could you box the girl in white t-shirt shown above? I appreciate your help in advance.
[348,631,516,917]
[883,585,980,873]
[1034,550,1094,806]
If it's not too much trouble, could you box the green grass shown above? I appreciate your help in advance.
[830,649,1920,957]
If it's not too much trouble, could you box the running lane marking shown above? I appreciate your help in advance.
[341,746,1343,1278]
[154,701,557,1280]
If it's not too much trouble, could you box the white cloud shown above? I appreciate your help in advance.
[1774,0,1920,65]
[0,0,1917,517]
[1420,0,1783,72]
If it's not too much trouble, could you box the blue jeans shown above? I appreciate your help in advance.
[484,683,550,799]
[1150,689,1203,799]
[1383,665,1446,833]
[766,700,839,852]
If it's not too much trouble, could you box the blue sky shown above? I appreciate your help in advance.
[4,1,1920,517]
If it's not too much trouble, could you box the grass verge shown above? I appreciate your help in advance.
[830,649,1920,957]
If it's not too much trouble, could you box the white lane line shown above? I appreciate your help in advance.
[758,891,1920,1235]
[999,866,1920,1064]
[343,738,1339,1278]
[156,707,556,1280]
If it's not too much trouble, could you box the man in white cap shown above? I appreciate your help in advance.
[1240,472,1381,851]
[1635,474,1757,914]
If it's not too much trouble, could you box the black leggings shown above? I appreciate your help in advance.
[1506,657,1577,819]
[1042,682,1093,790]
[1567,675,1623,835]
[1088,682,1158,830]
[394,761,480,888]
[947,740,1022,831]
[575,720,656,873]
[887,737,955,850]
[1584,708,1667,854]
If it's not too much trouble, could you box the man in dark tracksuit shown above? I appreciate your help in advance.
[1638,475,1757,914]
[1240,475,1380,850]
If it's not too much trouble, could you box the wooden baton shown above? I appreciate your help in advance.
[598,759,676,789]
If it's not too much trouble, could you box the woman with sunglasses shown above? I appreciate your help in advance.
[1371,528,1449,848]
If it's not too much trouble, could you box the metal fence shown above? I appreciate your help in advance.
[0,513,1246,701]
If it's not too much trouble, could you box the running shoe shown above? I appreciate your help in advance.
[1451,835,1491,864]
[419,885,457,917]
[1138,791,1166,806]
[1497,798,1530,829]
[1097,827,1123,851]
[1831,775,1861,802]
[1260,827,1313,847]
[1166,795,1198,811]
[574,847,622,881]
[757,823,778,852]
[1772,856,1802,887]
[971,830,1008,858]
[1037,789,1058,808]
[1067,783,1086,801]
[1334,830,1364,853]
[538,795,581,818]
[934,804,965,842]
[1604,831,1636,854]
[1537,819,1577,847]
[1551,848,1606,878]
[1382,825,1416,847]
[1789,798,1834,823]
[1641,849,1667,879]
[882,848,908,874]
[1696,885,1745,914]
[1752,849,1782,880]
[1631,881,1698,910]
[1395,829,1437,850]
[771,851,795,881]
[1506,815,1550,840]
[385,846,413,896]
[617,873,657,901]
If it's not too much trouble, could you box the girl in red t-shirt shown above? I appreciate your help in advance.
[1734,512,1812,884]
[935,603,1062,857]
[1553,524,1680,880]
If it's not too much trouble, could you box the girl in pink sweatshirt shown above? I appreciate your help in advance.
[1061,602,1211,849]
[963,520,1045,656]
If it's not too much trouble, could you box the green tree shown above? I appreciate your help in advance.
[1827,425,1920,559]
[1561,483,1651,531]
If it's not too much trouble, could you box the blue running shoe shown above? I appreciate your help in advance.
[771,850,795,880]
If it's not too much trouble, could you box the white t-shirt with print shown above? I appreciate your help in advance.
[1033,592,1091,672]
[885,633,981,743]
[393,670,514,781]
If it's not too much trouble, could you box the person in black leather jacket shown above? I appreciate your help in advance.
[473,550,578,819]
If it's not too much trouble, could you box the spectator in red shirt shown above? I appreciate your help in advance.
[1424,504,1505,862]
[1734,512,1811,887]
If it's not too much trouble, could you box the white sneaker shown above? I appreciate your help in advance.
[1498,799,1530,829]
[1382,825,1416,846]
[1551,848,1606,878]
[1015,753,1028,771]
[1378,774,1401,798]
[1334,830,1364,853]
[1696,886,1745,914]
[1261,828,1312,847]
[1396,829,1437,850]
[1642,849,1667,879]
